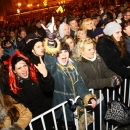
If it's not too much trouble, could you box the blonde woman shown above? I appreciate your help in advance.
[74,28,87,44]
[80,18,95,39]
[72,38,122,130]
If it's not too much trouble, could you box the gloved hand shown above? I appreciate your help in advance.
[41,17,59,47]
[111,75,122,87]
[1,124,22,130]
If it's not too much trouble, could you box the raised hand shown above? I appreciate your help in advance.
[41,17,54,33]
[48,17,54,33]
[34,57,48,77]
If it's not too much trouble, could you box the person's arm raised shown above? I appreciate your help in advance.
[34,56,48,77]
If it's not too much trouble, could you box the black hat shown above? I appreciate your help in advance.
[60,42,70,52]
[26,38,41,53]
[24,33,38,42]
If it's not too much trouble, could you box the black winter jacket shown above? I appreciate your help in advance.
[96,36,130,78]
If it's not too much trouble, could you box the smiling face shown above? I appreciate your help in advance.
[13,60,29,79]
[112,28,122,41]
[32,41,44,56]
[79,30,87,40]
[81,43,95,59]
[85,21,93,30]
[57,50,69,65]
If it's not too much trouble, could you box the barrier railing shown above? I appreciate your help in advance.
[29,78,130,130]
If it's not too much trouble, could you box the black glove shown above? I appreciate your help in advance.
[116,75,123,83]
[1,124,22,130]
[111,75,122,87]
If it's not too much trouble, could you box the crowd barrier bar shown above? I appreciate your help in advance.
[29,78,130,130]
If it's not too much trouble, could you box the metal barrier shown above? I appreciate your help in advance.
[29,78,130,130]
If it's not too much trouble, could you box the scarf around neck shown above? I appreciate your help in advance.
[81,52,96,62]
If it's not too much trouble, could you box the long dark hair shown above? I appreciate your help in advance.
[108,35,127,57]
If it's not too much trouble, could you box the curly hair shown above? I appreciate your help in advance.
[8,50,38,94]
[72,38,95,61]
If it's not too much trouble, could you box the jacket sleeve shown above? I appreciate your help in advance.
[77,62,114,89]
[14,103,32,129]
[38,71,54,92]
[4,103,32,129]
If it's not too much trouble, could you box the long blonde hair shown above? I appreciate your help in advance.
[74,28,86,44]
[80,18,95,32]
[72,38,95,61]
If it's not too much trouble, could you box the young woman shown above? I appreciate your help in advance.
[80,18,95,39]
[5,50,54,130]
[0,89,32,130]
[72,37,121,130]
[62,35,75,51]
[44,38,97,127]
[122,19,130,54]
[74,28,87,44]
[96,21,130,78]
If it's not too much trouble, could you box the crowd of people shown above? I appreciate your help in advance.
[0,3,130,130]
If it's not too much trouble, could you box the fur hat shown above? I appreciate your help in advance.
[103,22,121,36]
[26,38,41,53]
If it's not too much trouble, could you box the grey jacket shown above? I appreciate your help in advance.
[77,54,116,97]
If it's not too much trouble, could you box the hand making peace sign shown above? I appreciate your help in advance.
[41,17,54,33]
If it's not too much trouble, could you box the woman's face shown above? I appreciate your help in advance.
[32,41,44,56]
[113,28,122,41]
[85,21,93,30]
[81,43,95,59]
[79,30,87,40]
[14,60,29,79]
[123,25,130,36]
[57,50,69,65]
[65,38,74,51]
[64,25,70,35]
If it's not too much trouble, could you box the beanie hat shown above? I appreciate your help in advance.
[26,38,41,53]
[61,43,70,52]
[93,27,103,38]
[103,22,121,36]
[24,33,38,42]
[59,22,70,38]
